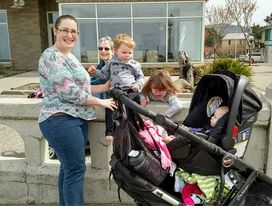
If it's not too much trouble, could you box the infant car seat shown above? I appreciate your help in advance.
[168,72,262,175]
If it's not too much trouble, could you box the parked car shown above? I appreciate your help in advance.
[239,54,247,62]
[245,52,262,63]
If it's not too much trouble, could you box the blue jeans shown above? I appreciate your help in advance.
[39,115,88,206]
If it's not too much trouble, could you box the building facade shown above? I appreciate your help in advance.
[262,26,272,63]
[0,0,207,70]
[0,0,58,70]
[220,33,250,58]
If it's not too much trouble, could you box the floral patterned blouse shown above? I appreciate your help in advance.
[38,47,96,123]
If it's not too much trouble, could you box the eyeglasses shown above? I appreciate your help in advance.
[98,47,110,51]
[56,28,79,36]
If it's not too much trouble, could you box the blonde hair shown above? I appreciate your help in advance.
[113,33,136,49]
[141,70,181,95]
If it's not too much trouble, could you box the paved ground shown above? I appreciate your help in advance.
[0,71,39,94]
[250,63,272,96]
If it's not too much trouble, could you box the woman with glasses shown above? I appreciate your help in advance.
[38,15,116,206]
[90,36,114,99]
[89,36,114,141]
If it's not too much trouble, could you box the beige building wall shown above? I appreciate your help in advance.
[0,0,57,70]
[220,39,248,56]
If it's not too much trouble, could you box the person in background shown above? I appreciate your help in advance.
[90,36,114,99]
[89,36,114,141]
[141,70,182,118]
[88,33,144,141]
[38,15,116,206]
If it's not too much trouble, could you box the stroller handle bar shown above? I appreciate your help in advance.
[110,88,254,173]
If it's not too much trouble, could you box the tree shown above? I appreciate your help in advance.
[264,13,272,26]
[251,24,265,49]
[205,28,216,47]
[206,4,233,58]
[227,0,257,65]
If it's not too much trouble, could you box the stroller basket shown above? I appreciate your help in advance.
[110,73,272,206]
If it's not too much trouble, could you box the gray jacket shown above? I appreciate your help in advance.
[95,56,144,90]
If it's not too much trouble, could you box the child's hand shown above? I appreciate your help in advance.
[140,96,150,107]
[131,84,139,92]
[88,65,96,75]
[161,135,175,143]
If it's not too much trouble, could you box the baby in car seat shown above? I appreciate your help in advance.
[210,106,229,128]
[161,105,229,144]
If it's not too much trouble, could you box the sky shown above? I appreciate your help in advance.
[206,0,272,26]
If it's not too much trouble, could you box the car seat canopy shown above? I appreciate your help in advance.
[187,73,261,129]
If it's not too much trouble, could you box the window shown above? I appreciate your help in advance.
[47,12,59,46]
[75,19,98,63]
[59,2,204,63]
[168,2,203,17]
[97,4,130,18]
[0,10,11,62]
[228,40,231,45]
[98,19,131,40]
[133,3,166,17]
[168,18,202,62]
[134,19,166,62]
[61,4,95,18]
[265,29,272,41]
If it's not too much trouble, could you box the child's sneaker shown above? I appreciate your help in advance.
[191,193,204,205]
[174,175,185,192]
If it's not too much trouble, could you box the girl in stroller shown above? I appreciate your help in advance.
[141,70,182,118]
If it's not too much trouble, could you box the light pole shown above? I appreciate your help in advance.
[235,31,237,59]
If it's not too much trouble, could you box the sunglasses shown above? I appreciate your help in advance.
[98,47,110,51]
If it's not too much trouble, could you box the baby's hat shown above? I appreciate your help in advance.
[206,96,223,117]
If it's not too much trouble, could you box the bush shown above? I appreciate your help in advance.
[199,58,253,80]
[191,58,253,86]
[194,63,208,84]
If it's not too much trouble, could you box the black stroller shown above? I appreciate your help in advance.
[110,72,272,206]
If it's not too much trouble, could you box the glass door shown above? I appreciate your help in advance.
[47,12,59,46]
